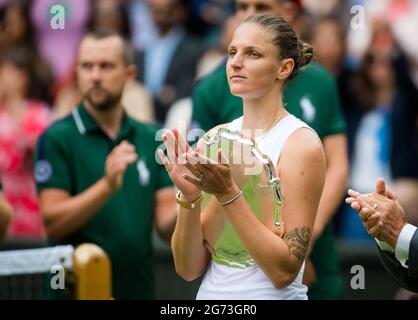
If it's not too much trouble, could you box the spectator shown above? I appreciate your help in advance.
[0,181,12,241]
[53,0,155,123]
[0,47,51,240]
[346,0,418,87]
[309,16,355,129]
[0,0,34,49]
[346,178,418,293]
[34,29,177,299]
[190,0,349,300]
[302,0,350,26]
[128,0,158,51]
[188,0,234,46]
[309,17,347,77]
[88,0,154,123]
[87,0,131,40]
[0,0,53,103]
[135,0,204,124]
[339,23,418,240]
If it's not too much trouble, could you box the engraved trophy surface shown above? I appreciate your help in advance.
[201,128,283,269]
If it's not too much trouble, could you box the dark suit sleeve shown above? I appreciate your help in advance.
[408,230,418,278]
[376,230,418,292]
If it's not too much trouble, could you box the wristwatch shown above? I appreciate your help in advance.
[176,191,204,209]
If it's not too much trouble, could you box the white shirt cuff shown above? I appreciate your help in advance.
[395,223,418,268]
[375,238,394,253]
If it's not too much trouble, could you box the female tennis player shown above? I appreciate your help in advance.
[159,14,325,299]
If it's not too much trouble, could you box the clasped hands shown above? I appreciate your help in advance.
[158,129,240,203]
[345,178,407,249]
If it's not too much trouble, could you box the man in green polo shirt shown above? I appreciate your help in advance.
[0,181,12,240]
[34,29,177,299]
[191,0,349,299]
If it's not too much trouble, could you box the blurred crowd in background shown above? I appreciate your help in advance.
[0,0,417,256]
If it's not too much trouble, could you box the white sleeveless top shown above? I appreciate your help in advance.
[196,114,312,300]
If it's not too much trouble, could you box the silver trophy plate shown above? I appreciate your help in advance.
[201,128,284,268]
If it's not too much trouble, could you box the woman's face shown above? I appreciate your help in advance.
[0,62,29,98]
[93,0,123,33]
[367,53,394,87]
[226,22,282,100]
[311,21,344,73]
[4,5,27,46]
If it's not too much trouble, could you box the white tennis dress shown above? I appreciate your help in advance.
[196,114,313,300]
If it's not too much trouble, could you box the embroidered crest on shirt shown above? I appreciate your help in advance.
[35,160,53,183]
[300,97,316,123]
[137,159,150,186]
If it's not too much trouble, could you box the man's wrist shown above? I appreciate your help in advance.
[389,222,407,250]
[395,223,417,268]
[102,176,117,194]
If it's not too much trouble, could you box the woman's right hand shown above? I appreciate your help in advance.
[158,129,202,201]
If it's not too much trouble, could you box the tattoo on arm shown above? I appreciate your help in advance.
[284,227,311,262]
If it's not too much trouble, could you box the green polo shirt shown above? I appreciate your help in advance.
[191,62,345,299]
[35,103,172,299]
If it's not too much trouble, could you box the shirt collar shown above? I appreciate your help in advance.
[72,102,135,140]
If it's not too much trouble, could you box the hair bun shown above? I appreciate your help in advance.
[298,40,313,67]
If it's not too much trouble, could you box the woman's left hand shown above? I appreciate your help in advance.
[184,148,240,203]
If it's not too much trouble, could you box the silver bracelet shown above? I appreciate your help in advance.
[219,191,243,206]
